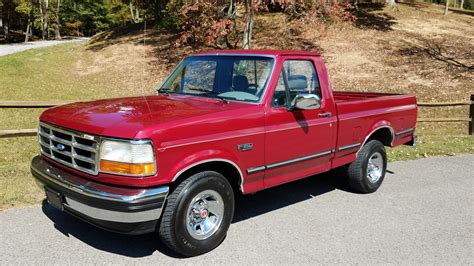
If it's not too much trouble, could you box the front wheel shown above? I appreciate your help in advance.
[158,171,235,257]
[347,140,387,193]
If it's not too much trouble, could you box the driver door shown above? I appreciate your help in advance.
[264,59,336,188]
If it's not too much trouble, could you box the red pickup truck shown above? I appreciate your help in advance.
[31,50,417,256]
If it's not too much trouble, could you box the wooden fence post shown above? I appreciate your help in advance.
[470,94,474,135]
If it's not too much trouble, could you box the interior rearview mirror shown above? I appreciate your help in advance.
[289,93,321,111]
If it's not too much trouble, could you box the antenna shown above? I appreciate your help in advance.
[140,16,152,114]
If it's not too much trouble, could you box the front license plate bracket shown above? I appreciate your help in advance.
[45,188,64,211]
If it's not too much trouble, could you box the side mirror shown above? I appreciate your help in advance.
[289,93,321,111]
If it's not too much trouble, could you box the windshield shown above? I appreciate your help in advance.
[159,55,274,103]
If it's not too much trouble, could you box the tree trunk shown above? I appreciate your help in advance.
[55,0,61,40]
[45,0,49,39]
[444,0,449,15]
[129,1,140,23]
[242,0,254,50]
[25,1,35,42]
[2,0,11,41]
[25,14,31,42]
[386,0,397,10]
[39,0,49,40]
[227,0,236,20]
[460,0,464,9]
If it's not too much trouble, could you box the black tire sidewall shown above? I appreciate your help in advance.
[360,141,387,192]
[172,172,234,256]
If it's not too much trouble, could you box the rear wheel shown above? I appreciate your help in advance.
[158,171,234,257]
[347,140,387,193]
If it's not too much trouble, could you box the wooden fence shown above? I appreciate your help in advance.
[417,94,473,135]
[1,95,473,138]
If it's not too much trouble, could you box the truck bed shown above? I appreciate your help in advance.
[333,90,418,161]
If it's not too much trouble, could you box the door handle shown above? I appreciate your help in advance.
[319,112,332,118]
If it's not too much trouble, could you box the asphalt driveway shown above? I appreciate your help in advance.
[0,38,89,57]
[1,155,472,264]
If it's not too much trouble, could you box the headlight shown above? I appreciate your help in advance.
[99,140,155,176]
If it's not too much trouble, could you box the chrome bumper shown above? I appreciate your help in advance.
[31,156,169,234]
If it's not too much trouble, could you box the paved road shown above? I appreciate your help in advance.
[0,38,90,57]
[1,155,472,264]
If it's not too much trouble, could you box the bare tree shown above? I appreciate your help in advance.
[25,0,34,42]
[129,0,140,23]
[242,0,254,49]
[444,0,449,15]
[39,0,50,40]
[55,0,61,39]
[460,0,464,9]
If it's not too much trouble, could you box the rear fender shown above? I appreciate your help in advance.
[357,121,394,156]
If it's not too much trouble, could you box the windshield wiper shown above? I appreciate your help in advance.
[188,88,228,103]
[156,88,173,95]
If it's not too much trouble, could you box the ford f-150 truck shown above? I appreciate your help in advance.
[31,50,417,256]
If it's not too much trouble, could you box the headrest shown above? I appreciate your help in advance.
[233,75,249,92]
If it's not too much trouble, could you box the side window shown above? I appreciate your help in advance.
[271,60,322,108]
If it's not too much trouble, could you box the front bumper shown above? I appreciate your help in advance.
[31,155,169,235]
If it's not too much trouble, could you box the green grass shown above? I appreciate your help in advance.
[0,137,43,210]
[1,43,94,101]
[388,135,474,161]
[0,42,135,102]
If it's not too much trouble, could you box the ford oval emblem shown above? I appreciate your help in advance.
[56,144,65,151]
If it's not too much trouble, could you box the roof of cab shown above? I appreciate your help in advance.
[193,49,320,57]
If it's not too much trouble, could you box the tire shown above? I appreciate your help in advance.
[158,171,235,257]
[347,140,387,193]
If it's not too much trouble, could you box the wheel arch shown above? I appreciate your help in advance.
[171,159,244,194]
[357,124,394,156]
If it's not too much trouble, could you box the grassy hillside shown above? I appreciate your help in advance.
[0,2,473,210]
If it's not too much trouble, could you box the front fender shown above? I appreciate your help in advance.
[157,147,245,187]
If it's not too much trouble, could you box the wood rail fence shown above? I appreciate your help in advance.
[1,95,473,138]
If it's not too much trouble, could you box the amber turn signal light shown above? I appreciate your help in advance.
[100,160,155,176]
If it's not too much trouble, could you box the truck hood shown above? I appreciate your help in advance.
[40,95,253,139]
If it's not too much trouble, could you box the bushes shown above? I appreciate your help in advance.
[283,1,357,24]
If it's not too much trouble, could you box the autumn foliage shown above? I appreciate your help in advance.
[171,0,356,49]
[175,2,236,48]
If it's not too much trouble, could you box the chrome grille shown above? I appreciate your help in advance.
[38,122,99,175]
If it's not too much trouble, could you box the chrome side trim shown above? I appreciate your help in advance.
[337,143,361,151]
[395,127,414,136]
[247,150,332,174]
[247,166,265,174]
[171,158,245,193]
[267,150,332,169]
